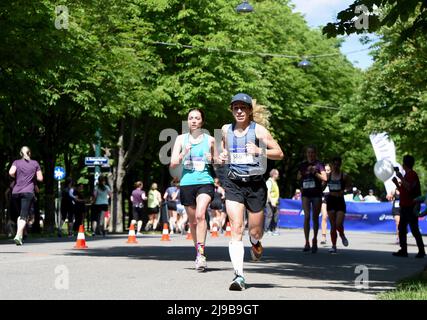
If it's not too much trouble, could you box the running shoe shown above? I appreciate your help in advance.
[136,232,143,237]
[341,236,349,247]
[250,241,263,261]
[320,236,327,245]
[272,231,279,236]
[303,243,311,252]
[229,273,246,291]
[392,250,408,257]
[311,240,318,253]
[14,236,23,246]
[415,252,426,259]
[195,254,207,272]
[329,246,337,254]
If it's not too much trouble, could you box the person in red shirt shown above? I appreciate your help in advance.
[392,155,425,258]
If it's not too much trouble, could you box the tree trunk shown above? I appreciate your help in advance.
[108,133,126,233]
[43,156,56,233]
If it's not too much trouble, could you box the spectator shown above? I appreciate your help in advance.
[73,183,87,234]
[364,189,379,202]
[352,187,364,201]
[292,189,301,200]
[59,177,74,237]
[392,155,425,258]
[264,169,280,236]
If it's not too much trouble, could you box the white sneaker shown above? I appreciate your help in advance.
[136,232,143,236]
[195,255,207,272]
[14,236,23,246]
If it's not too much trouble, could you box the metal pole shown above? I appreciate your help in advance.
[56,180,61,231]
[94,128,101,187]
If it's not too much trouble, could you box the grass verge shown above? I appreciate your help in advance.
[378,267,427,300]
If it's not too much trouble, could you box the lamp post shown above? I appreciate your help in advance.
[236,1,254,13]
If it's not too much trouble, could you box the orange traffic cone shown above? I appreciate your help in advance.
[74,225,88,249]
[211,223,219,238]
[161,223,171,241]
[186,225,193,240]
[225,222,232,237]
[126,223,138,244]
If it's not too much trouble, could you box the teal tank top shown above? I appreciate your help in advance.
[180,133,214,186]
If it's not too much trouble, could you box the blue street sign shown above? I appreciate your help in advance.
[85,157,109,166]
[54,166,66,180]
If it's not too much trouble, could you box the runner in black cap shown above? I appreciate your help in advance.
[219,93,284,291]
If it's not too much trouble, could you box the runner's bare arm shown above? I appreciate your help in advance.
[209,136,219,165]
[317,170,327,183]
[36,170,43,182]
[170,135,183,168]
[218,124,230,164]
[9,165,17,178]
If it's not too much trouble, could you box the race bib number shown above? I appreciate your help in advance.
[184,156,205,171]
[394,201,400,208]
[329,182,341,191]
[303,179,316,189]
[230,152,254,165]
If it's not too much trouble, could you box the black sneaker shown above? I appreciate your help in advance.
[311,240,318,254]
[303,243,310,252]
[415,252,426,259]
[392,250,408,257]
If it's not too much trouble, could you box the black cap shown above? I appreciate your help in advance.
[230,93,252,106]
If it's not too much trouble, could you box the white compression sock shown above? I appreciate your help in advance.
[229,240,244,278]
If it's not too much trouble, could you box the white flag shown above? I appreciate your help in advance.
[369,132,403,195]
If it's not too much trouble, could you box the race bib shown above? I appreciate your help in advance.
[303,179,316,189]
[394,201,400,208]
[329,182,341,191]
[230,152,254,165]
[184,156,205,171]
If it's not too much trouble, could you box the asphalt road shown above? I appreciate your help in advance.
[0,229,425,300]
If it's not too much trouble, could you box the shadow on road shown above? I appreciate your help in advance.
[54,243,426,295]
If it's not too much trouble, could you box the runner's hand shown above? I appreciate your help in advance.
[246,142,260,155]
[219,150,228,164]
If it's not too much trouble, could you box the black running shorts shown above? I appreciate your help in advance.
[223,177,267,213]
[167,201,178,211]
[326,195,346,213]
[180,184,214,207]
[132,206,144,220]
